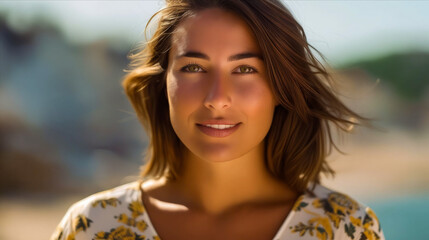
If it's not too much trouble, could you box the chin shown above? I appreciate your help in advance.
[200,154,238,163]
[191,144,249,163]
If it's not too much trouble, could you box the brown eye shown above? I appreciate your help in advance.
[181,64,204,73]
[233,65,256,74]
[241,66,251,73]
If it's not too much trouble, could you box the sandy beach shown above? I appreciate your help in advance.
[323,128,429,201]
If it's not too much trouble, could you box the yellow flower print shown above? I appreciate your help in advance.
[136,220,148,232]
[93,226,145,240]
[316,229,328,240]
[290,188,383,239]
[309,216,334,240]
[346,212,381,240]
[312,199,342,229]
[66,232,76,240]
[73,214,93,233]
[361,230,381,240]
[311,192,360,232]
[94,231,109,239]
[51,227,63,240]
[361,210,382,240]
[292,195,308,212]
[290,216,334,240]
[92,198,122,209]
[153,235,161,240]
[115,213,148,232]
[366,208,381,232]
[344,216,361,238]
[107,226,136,240]
[290,222,315,237]
[128,201,144,218]
[117,213,136,226]
[326,212,342,228]
[327,192,359,216]
[312,199,324,209]
[349,215,362,227]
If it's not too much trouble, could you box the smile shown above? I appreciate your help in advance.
[203,124,237,129]
[196,123,241,138]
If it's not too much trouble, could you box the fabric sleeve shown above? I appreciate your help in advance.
[343,206,385,240]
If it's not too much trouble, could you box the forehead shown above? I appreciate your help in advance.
[170,8,260,56]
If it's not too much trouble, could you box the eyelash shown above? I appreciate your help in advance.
[180,63,206,73]
[232,65,257,74]
[180,63,258,74]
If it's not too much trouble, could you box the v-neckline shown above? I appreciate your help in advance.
[137,180,305,240]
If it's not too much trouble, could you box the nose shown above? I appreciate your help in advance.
[203,72,232,110]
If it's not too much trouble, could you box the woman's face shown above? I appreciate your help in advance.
[166,8,277,163]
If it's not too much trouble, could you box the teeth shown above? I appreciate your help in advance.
[204,124,236,129]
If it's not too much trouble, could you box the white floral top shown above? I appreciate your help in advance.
[51,181,384,240]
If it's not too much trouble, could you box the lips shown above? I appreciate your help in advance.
[203,124,236,129]
[196,122,241,138]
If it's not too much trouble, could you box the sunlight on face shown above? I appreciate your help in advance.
[166,8,277,163]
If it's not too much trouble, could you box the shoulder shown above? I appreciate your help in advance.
[286,184,384,240]
[71,181,142,211]
[50,181,153,240]
[63,181,143,222]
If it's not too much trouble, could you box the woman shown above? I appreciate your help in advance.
[51,0,384,239]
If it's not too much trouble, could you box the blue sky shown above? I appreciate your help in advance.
[286,1,429,65]
[1,1,429,65]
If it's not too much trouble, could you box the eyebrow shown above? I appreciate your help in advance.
[228,52,263,61]
[176,51,263,61]
[177,51,209,60]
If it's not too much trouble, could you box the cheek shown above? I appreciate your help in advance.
[235,80,276,116]
[166,72,204,121]
[234,79,276,142]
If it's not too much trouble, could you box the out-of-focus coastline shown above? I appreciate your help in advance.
[1,5,429,240]
[323,128,429,202]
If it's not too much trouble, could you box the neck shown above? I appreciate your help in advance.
[169,144,297,216]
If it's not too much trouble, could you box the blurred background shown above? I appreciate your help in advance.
[0,1,428,239]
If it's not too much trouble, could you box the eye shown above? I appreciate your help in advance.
[233,65,257,74]
[180,64,205,73]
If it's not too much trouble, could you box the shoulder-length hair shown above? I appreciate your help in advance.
[122,0,367,194]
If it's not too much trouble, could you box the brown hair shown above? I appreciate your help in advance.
[122,0,368,194]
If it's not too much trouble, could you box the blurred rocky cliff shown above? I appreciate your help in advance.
[337,52,429,131]
[0,17,147,196]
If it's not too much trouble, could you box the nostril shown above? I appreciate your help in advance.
[204,99,231,110]
[203,76,232,110]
